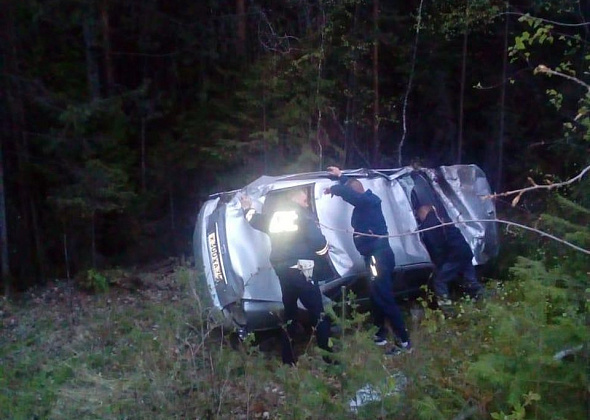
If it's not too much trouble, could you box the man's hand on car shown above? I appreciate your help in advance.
[239,194,252,210]
[327,166,342,177]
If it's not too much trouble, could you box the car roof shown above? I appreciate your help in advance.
[208,167,414,199]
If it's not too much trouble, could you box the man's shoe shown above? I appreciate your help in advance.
[373,326,388,346]
[385,341,412,356]
[373,335,388,346]
[437,297,452,307]
[323,355,340,365]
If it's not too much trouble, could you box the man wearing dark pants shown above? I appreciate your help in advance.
[274,266,330,364]
[325,166,411,354]
[240,188,332,365]
[417,205,484,307]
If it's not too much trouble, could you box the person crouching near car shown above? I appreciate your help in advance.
[240,188,333,365]
[325,166,411,355]
[416,205,484,308]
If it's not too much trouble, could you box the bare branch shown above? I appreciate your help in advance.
[319,167,590,255]
[535,65,590,92]
[485,164,590,201]
[315,2,327,171]
[256,10,300,54]
[398,0,424,166]
[318,218,590,255]
[498,12,590,27]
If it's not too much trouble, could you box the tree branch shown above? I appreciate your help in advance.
[319,166,590,254]
[318,217,590,255]
[398,0,424,166]
[485,164,590,205]
[535,65,590,92]
[498,12,590,27]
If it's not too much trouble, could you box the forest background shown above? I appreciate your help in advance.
[0,0,588,289]
[1,1,589,419]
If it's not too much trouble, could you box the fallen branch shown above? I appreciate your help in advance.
[484,164,590,206]
[318,217,590,255]
[553,345,584,361]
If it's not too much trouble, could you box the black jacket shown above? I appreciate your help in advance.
[329,175,389,256]
[247,201,329,268]
[419,209,473,267]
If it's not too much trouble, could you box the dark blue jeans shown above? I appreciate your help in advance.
[275,266,331,365]
[366,245,409,344]
[433,259,483,299]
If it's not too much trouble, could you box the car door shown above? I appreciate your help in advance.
[398,165,499,265]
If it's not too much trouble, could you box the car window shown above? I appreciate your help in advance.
[261,184,317,216]
[410,171,450,222]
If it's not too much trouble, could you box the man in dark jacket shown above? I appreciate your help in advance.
[240,188,332,365]
[325,167,411,353]
[417,205,484,306]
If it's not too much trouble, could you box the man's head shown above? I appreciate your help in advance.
[346,178,365,193]
[289,188,309,208]
[416,205,434,222]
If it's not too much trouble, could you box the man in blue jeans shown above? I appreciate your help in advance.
[416,205,484,307]
[325,166,411,354]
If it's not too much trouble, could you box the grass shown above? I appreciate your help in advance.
[1,262,587,419]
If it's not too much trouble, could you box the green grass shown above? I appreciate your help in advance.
[1,262,588,419]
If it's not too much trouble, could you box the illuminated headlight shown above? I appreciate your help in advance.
[208,229,226,284]
[269,210,299,233]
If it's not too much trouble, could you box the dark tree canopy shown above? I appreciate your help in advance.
[0,0,588,289]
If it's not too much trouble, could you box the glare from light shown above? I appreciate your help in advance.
[269,210,299,233]
[370,255,378,277]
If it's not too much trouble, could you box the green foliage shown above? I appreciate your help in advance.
[467,262,588,417]
[3,248,590,419]
[467,187,589,418]
[538,193,590,283]
[80,268,109,292]
[490,391,541,420]
[51,159,136,217]
[423,0,503,38]
[511,15,555,60]
[509,6,590,163]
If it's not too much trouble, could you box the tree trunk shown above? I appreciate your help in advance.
[29,195,45,284]
[496,3,509,193]
[83,1,101,101]
[315,1,326,171]
[344,60,357,167]
[141,117,146,192]
[3,1,44,287]
[0,136,10,294]
[169,184,176,255]
[236,0,247,58]
[169,185,175,232]
[457,2,468,164]
[100,0,114,96]
[398,0,424,166]
[261,69,268,173]
[91,211,96,268]
[344,4,361,167]
[63,232,71,281]
[372,0,380,167]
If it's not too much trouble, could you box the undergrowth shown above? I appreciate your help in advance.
[0,243,588,419]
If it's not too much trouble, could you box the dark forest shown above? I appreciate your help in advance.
[1,1,588,288]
